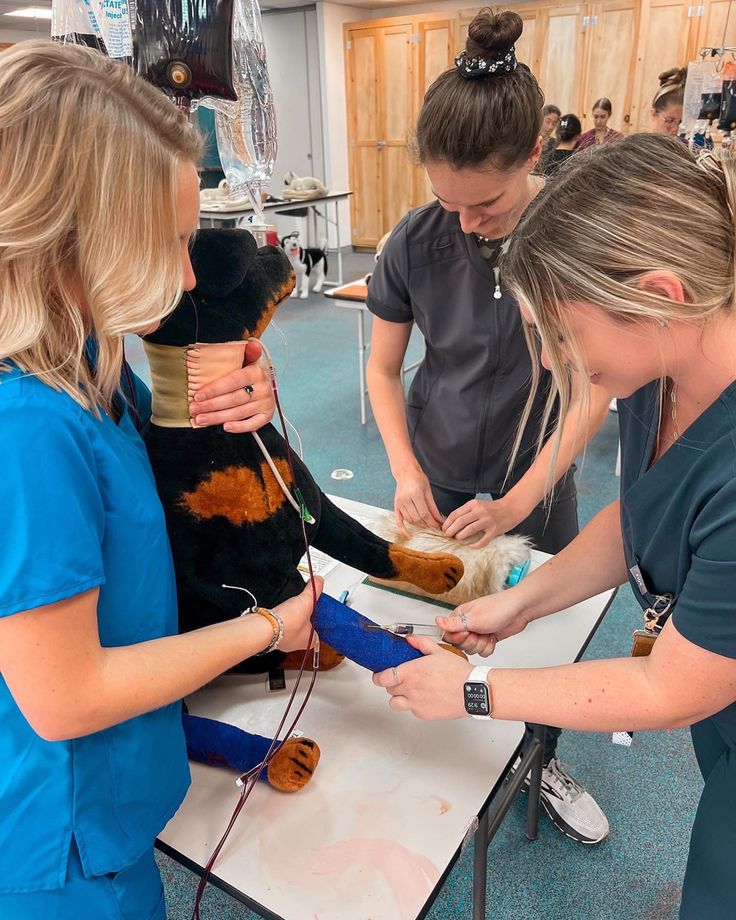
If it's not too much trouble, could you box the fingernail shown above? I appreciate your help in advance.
[193,392,204,401]
[195,415,206,425]
[223,424,234,432]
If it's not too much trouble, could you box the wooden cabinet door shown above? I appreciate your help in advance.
[414,19,455,208]
[695,0,736,50]
[584,0,641,131]
[379,23,415,236]
[537,4,588,116]
[346,27,382,248]
[630,0,692,132]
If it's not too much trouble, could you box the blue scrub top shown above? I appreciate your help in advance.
[0,364,190,892]
[619,380,736,743]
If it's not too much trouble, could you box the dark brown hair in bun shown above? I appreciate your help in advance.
[466,8,522,58]
[415,7,543,170]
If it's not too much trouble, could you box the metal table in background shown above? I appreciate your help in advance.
[200,190,353,287]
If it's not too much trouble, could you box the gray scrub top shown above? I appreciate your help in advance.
[367,201,551,493]
[619,380,736,744]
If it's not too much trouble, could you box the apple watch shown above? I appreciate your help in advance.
[463,666,493,719]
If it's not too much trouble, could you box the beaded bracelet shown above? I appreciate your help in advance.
[245,606,285,655]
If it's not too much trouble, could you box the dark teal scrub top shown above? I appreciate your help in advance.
[0,365,189,892]
[621,379,736,918]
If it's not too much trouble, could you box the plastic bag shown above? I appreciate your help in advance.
[51,0,133,60]
[206,0,277,210]
[134,0,236,105]
[682,58,723,135]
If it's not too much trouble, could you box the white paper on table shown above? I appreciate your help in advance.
[297,548,339,578]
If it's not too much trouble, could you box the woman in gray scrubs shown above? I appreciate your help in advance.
[375,133,736,918]
[367,9,610,844]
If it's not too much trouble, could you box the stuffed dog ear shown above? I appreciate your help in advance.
[191,229,258,298]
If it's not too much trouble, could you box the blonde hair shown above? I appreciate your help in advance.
[0,41,202,412]
[503,133,736,480]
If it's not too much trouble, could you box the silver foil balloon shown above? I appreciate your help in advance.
[203,0,277,217]
[51,0,133,60]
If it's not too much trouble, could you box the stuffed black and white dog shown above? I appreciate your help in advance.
[280,231,328,299]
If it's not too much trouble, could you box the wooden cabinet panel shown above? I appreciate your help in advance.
[351,147,382,248]
[383,146,414,234]
[350,30,379,140]
[631,0,692,131]
[538,5,587,115]
[696,0,736,49]
[414,20,455,209]
[380,26,413,141]
[585,0,640,131]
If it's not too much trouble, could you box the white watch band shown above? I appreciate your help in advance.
[465,665,493,720]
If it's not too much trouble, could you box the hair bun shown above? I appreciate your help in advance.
[659,67,687,88]
[466,8,523,59]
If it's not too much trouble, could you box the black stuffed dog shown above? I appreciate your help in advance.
[142,229,463,675]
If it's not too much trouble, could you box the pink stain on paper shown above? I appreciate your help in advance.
[305,838,440,919]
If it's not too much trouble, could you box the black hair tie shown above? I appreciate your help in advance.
[454,47,517,80]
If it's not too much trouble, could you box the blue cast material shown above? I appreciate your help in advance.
[183,713,275,778]
[315,593,423,672]
[505,558,531,587]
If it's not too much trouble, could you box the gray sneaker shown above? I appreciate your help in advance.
[520,756,610,844]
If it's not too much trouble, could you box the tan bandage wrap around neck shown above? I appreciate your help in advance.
[141,340,249,428]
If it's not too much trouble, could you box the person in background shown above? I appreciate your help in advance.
[366,8,611,845]
[576,97,623,149]
[541,103,561,142]
[540,113,581,177]
[650,67,686,136]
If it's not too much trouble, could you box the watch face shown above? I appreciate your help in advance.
[464,680,490,716]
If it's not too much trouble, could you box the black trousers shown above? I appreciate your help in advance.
[431,469,579,764]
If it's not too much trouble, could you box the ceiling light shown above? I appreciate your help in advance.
[5,8,53,19]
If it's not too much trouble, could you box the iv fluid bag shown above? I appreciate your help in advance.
[51,0,133,60]
[204,0,277,199]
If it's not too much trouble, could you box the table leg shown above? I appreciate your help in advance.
[335,200,344,285]
[526,724,547,841]
[357,310,367,426]
[472,807,490,920]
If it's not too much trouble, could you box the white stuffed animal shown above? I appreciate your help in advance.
[282,171,328,200]
[281,232,328,299]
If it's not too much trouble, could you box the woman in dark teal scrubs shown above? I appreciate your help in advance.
[0,43,316,919]
[372,134,736,917]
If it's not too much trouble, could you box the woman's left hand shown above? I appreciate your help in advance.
[189,340,275,433]
[373,636,473,720]
[442,496,522,548]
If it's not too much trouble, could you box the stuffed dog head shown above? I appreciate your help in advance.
[144,229,295,346]
[280,232,302,263]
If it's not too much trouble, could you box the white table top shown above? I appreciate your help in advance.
[200,190,353,219]
[159,496,614,920]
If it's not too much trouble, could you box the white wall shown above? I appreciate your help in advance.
[0,27,50,42]
[262,6,326,243]
[315,1,357,248]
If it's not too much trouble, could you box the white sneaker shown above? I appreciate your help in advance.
[519,756,610,844]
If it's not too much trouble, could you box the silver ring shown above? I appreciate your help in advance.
[391,666,400,687]
[460,612,469,631]
[243,384,255,401]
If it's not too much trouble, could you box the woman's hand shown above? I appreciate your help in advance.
[190,340,275,433]
[436,592,530,657]
[373,636,472,720]
[442,496,523,548]
[394,466,444,532]
[274,577,323,653]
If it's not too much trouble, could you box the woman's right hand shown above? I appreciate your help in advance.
[435,591,530,657]
[394,467,444,533]
[275,577,323,652]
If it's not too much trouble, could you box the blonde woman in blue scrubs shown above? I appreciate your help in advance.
[375,134,736,917]
[0,43,317,919]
